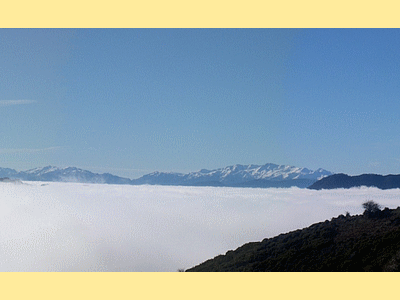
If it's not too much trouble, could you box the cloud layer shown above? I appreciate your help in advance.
[1,182,399,271]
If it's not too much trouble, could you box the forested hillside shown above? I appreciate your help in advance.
[187,202,400,271]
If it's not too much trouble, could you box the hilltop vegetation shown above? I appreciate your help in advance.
[187,202,400,271]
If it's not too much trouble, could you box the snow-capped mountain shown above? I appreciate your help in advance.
[132,163,333,188]
[0,163,333,188]
[0,166,132,184]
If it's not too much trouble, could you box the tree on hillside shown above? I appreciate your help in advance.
[362,200,381,217]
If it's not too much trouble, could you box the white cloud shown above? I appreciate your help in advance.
[0,183,399,271]
[0,100,37,106]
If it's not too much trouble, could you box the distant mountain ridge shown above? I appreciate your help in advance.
[131,163,333,188]
[308,173,400,190]
[0,163,333,188]
[0,166,132,185]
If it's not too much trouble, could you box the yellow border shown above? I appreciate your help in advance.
[1,272,399,299]
[2,1,400,300]
[1,0,400,28]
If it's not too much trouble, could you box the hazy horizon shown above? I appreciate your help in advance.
[0,161,396,181]
[1,161,334,181]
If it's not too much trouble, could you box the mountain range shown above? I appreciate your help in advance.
[132,163,332,187]
[0,163,333,188]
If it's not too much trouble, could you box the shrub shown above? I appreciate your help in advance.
[362,200,381,218]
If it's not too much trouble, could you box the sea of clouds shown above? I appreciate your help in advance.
[1,181,400,271]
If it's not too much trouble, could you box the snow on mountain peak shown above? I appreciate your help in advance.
[178,163,333,185]
[25,166,60,175]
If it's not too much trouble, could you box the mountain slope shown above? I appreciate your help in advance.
[0,167,18,178]
[187,207,400,272]
[308,173,400,190]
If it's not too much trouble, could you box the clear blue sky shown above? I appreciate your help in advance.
[1,29,399,178]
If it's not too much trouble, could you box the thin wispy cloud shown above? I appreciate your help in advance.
[0,146,61,154]
[0,100,37,106]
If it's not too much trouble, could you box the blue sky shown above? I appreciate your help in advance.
[1,29,399,178]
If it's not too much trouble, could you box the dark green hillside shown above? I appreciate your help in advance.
[308,173,400,190]
[187,205,400,272]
